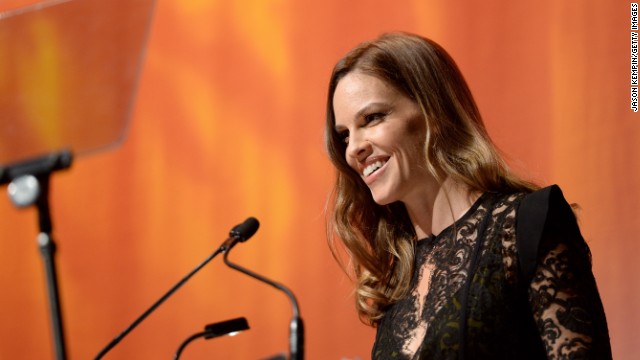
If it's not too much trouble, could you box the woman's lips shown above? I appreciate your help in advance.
[362,157,390,185]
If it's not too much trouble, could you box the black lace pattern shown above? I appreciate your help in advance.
[372,191,611,360]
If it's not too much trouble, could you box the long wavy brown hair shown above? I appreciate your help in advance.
[325,32,538,325]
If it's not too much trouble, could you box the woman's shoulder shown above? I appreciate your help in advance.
[516,184,578,235]
[490,185,573,220]
[514,184,585,282]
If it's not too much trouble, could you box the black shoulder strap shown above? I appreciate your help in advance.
[516,184,564,284]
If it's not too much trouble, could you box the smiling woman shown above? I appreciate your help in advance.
[332,71,430,208]
[324,32,612,360]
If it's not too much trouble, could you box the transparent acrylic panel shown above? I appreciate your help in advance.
[0,0,155,165]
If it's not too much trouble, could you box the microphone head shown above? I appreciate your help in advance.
[230,217,260,242]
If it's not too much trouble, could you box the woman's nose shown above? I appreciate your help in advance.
[346,133,371,162]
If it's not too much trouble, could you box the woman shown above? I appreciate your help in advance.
[325,32,611,359]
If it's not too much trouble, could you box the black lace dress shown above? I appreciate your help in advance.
[372,185,612,360]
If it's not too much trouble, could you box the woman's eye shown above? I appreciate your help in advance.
[338,131,349,144]
[364,112,386,123]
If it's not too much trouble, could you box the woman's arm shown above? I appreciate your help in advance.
[522,185,612,359]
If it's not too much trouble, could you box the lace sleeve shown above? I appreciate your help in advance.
[522,186,612,359]
[528,233,611,359]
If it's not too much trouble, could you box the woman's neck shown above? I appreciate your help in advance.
[404,177,481,239]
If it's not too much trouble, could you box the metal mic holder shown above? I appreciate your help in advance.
[1,150,74,360]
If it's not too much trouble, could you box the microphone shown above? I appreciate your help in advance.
[94,217,259,359]
[223,238,304,360]
[174,317,250,360]
[220,217,260,252]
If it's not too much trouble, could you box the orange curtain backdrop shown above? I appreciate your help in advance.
[0,0,638,359]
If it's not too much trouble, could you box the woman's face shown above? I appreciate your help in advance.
[332,71,433,205]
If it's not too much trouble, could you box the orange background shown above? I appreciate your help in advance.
[0,0,638,359]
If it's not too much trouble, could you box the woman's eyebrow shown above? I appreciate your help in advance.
[333,101,389,132]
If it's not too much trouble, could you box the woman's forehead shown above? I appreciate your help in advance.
[333,75,393,124]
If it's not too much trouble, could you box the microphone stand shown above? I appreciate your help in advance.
[94,218,259,359]
[1,150,74,360]
[223,251,304,360]
[94,246,225,359]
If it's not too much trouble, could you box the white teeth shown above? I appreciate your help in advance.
[363,161,385,177]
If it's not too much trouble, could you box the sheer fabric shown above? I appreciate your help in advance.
[372,187,611,359]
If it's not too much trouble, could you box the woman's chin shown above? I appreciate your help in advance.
[370,191,395,206]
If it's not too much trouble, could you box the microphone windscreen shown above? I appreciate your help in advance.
[230,217,260,241]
